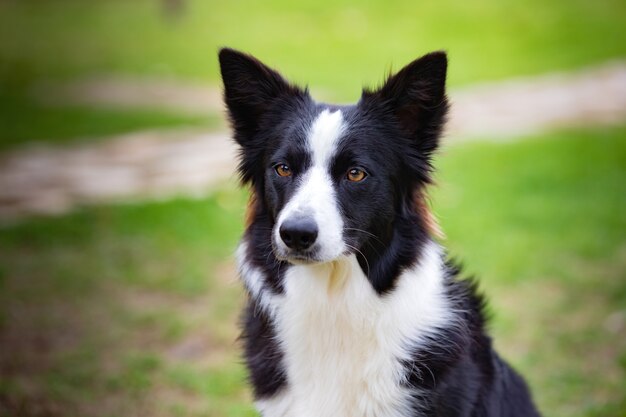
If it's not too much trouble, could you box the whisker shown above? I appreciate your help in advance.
[344,227,383,243]
[345,243,371,277]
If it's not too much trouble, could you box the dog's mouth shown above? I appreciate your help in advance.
[271,239,332,265]
[284,254,319,265]
[273,247,322,265]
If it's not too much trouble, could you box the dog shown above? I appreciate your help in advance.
[219,48,541,417]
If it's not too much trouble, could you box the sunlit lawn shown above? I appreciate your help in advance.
[0,90,220,151]
[1,0,625,149]
[2,0,625,94]
[1,125,624,417]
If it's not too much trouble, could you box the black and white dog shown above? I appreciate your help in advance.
[219,48,541,417]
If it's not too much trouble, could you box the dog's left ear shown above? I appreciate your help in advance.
[363,52,449,156]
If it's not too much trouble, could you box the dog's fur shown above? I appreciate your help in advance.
[219,48,541,417]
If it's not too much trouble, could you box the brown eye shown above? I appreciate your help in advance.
[275,164,292,177]
[347,168,367,182]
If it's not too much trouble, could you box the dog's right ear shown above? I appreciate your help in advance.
[219,48,303,142]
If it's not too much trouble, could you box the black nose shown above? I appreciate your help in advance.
[279,218,318,251]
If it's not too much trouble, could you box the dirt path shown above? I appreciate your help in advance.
[36,76,224,116]
[0,129,238,219]
[447,60,626,139]
[2,61,625,221]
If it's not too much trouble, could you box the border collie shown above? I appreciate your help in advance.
[219,48,541,417]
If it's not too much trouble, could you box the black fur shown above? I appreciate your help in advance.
[241,300,287,398]
[220,48,541,416]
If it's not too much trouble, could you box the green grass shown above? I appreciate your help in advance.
[433,127,626,416]
[0,90,220,151]
[1,126,625,416]
[1,0,625,99]
[0,188,253,416]
[1,0,624,150]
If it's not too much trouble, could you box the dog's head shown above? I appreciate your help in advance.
[219,48,447,268]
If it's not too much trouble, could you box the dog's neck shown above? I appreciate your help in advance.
[250,240,454,417]
[290,255,362,295]
[354,214,430,294]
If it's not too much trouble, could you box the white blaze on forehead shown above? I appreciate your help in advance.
[274,109,348,261]
[308,109,346,166]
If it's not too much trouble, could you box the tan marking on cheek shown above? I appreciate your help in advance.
[414,189,444,239]
[244,191,259,228]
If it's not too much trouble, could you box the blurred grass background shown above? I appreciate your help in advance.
[1,0,626,147]
[0,0,625,416]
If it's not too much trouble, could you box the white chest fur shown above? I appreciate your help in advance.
[254,242,452,417]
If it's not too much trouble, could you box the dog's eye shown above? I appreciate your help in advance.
[275,164,292,177]
[347,168,367,182]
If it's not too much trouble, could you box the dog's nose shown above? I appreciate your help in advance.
[280,218,318,251]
